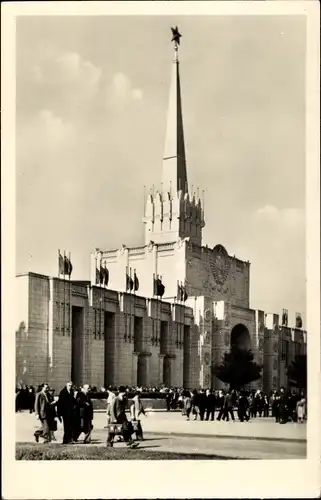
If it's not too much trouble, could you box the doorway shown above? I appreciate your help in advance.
[183,325,191,387]
[71,306,84,386]
[163,356,171,387]
[104,311,115,387]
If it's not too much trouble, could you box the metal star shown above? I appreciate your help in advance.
[171,26,182,45]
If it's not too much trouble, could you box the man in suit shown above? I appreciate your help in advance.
[73,384,94,444]
[205,389,216,421]
[223,390,235,421]
[216,390,226,421]
[106,386,139,448]
[34,383,51,443]
[198,389,207,421]
[57,381,76,444]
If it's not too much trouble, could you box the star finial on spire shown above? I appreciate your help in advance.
[171,26,182,48]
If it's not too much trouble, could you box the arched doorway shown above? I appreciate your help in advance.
[230,323,251,350]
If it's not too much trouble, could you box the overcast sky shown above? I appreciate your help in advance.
[16,15,306,320]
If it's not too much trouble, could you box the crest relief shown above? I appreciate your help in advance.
[210,244,230,285]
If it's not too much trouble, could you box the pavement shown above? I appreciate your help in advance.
[16,410,307,460]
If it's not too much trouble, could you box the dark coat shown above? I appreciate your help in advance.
[57,387,76,418]
[110,396,127,424]
[206,393,216,409]
[35,391,51,420]
[76,391,93,424]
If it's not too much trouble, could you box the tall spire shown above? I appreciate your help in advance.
[162,27,188,196]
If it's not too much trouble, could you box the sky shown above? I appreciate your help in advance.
[16,15,306,320]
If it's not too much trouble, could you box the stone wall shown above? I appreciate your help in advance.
[16,273,307,393]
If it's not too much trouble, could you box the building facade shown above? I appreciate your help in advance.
[16,32,306,392]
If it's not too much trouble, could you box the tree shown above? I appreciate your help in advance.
[212,346,262,390]
[287,354,307,391]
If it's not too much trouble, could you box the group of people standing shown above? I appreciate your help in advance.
[178,388,306,424]
[34,382,93,444]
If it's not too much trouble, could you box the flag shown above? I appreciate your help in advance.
[104,263,109,287]
[58,252,64,275]
[134,271,139,292]
[177,282,187,301]
[96,265,109,286]
[64,256,73,276]
[158,280,165,298]
[154,276,165,297]
[126,268,134,291]
[182,284,188,302]
[177,282,182,301]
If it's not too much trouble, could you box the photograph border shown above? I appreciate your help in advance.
[2,1,320,498]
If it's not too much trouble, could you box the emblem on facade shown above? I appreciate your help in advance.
[210,245,230,285]
[204,309,211,322]
[204,352,210,365]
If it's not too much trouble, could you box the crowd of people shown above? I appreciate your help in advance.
[169,387,307,424]
[18,382,146,448]
[16,382,306,447]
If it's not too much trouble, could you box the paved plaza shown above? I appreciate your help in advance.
[16,410,306,460]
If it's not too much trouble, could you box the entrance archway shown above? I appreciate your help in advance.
[230,323,251,350]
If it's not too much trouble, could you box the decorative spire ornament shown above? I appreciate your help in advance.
[171,26,182,47]
[171,26,182,62]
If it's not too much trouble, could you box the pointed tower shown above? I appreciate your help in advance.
[162,29,188,195]
[143,27,205,246]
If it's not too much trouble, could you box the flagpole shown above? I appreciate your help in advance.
[63,250,66,335]
[69,251,71,337]
[159,276,162,349]
[180,282,183,348]
[179,281,185,348]
[125,266,128,342]
[58,249,61,334]
[99,261,102,340]
[178,281,180,348]
[133,268,136,349]
[156,274,159,346]
[129,267,132,343]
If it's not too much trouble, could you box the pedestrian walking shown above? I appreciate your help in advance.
[106,386,139,449]
[34,383,52,443]
[237,391,249,422]
[205,389,216,421]
[223,390,235,422]
[216,390,226,421]
[183,390,192,420]
[198,389,207,421]
[74,384,94,444]
[57,381,77,444]
[106,387,116,425]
